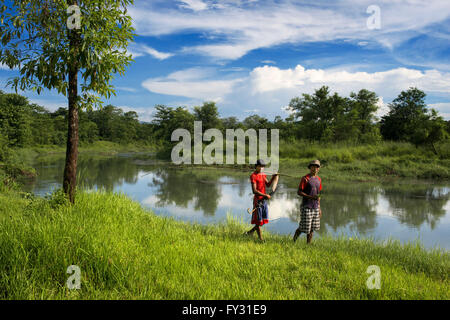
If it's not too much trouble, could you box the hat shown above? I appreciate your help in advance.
[308,160,321,168]
[255,159,266,167]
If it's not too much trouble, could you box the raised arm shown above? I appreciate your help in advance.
[265,173,279,187]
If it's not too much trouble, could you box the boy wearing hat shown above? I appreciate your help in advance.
[245,159,278,242]
[293,160,322,244]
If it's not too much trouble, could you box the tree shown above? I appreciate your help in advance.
[380,88,447,152]
[289,86,348,141]
[348,89,382,143]
[221,116,240,130]
[0,91,32,147]
[0,0,135,203]
[380,87,427,142]
[193,102,220,132]
[242,114,270,130]
[152,105,195,142]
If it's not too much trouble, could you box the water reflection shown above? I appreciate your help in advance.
[23,154,450,249]
[150,168,221,215]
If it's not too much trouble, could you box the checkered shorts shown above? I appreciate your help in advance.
[298,206,320,234]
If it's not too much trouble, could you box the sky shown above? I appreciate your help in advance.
[1,0,450,122]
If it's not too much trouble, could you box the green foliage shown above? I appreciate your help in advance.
[0,91,155,148]
[0,0,136,109]
[193,101,220,131]
[289,86,382,143]
[380,88,448,151]
[45,188,70,209]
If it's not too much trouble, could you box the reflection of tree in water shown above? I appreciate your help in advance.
[150,168,221,216]
[287,185,379,235]
[74,155,140,191]
[29,155,141,192]
[382,184,449,229]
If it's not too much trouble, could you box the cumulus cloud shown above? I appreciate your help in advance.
[249,65,450,97]
[140,64,450,120]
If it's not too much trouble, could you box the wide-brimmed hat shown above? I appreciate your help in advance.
[255,159,266,167]
[308,160,321,168]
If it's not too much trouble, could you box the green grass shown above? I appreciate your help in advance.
[0,186,448,300]
[17,140,155,158]
[156,140,450,182]
[278,140,450,181]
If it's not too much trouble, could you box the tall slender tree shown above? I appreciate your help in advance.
[0,0,135,203]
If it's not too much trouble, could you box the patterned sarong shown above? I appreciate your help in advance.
[298,205,320,233]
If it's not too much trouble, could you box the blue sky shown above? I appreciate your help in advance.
[1,0,450,121]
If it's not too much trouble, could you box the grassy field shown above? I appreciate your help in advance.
[0,184,448,300]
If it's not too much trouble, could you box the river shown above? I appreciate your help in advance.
[21,152,450,250]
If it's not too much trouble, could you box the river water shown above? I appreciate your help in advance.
[22,153,450,250]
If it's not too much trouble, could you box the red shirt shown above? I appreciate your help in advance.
[250,172,267,202]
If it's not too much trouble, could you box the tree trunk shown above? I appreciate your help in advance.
[63,0,80,204]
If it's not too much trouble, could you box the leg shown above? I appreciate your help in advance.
[255,225,263,241]
[246,225,257,235]
[293,228,301,242]
[307,209,320,244]
[307,232,313,244]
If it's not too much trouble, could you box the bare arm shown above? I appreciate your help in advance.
[265,174,279,187]
[298,190,319,200]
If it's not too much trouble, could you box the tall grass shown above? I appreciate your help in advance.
[279,140,450,181]
[0,187,448,300]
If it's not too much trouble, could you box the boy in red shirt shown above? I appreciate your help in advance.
[293,160,322,244]
[245,159,278,242]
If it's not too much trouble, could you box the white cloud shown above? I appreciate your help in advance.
[119,105,155,123]
[116,86,138,93]
[129,0,450,60]
[128,43,174,60]
[178,0,208,11]
[139,64,450,120]
[141,67,244,100]
[249,65,450,97]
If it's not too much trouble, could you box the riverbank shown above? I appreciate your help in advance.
[2,140,449,183]
[0,185,448,299]
[173,140,450,182]
[0,141,155,180]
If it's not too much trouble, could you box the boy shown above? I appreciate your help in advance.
[245,159,278,242]
[293,160,322,244]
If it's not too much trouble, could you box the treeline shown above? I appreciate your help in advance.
[0,90,154,149]
[1,87,449,155]
[152,86,449,152]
